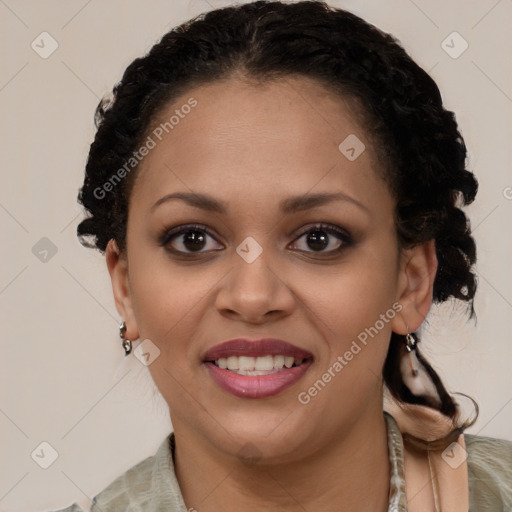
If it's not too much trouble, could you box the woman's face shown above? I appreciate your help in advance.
[108,75,434,462]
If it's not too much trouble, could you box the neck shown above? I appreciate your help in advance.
[173,407,390,511]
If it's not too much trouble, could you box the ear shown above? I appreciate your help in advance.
[391,239,438,335]
[105,239,139,341]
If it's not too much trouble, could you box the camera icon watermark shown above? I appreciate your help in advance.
[32,237,58,263]
[338,134,365,161]
[441,31,469,59]
[134,339,161,366]
[236,236,263,263]
[441,441,468,469]
[31,441,59,469]
[31,31,59,59]
[503,187,512,200]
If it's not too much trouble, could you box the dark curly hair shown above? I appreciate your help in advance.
[77,0,478,448]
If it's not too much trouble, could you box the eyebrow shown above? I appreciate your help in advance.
[150,191,369,215]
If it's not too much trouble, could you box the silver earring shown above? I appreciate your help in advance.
[404,333,419,376]
[119,321,132,355]
[400,332,441,406]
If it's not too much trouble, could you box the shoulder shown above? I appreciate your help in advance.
[52,434,188,512]
[51,452,158,512]
[464,433,512,510]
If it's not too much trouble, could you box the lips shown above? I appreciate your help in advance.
[203,339,313,398]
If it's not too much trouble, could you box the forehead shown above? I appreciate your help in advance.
[130,75,389,212]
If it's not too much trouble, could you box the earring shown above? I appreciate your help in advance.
[119,321,132,356]
[399,331,441,406]
[404,333,420,376]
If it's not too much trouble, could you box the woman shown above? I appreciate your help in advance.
[57,1,512,510]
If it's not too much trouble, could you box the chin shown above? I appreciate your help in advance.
[206,405,317,462]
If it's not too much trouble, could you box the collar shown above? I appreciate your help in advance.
[385,412,409,511]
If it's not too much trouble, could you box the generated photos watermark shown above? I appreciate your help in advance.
[93,97,198,200]
[297,302,403,405]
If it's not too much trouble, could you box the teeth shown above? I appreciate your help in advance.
[274,355,285,369]
[239,356,255,371]
[284,356,294,369]
[227,356,239,370]
[255,355,274,370]
[214,355,306,372]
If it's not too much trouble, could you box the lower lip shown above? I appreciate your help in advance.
[205,360,312,398]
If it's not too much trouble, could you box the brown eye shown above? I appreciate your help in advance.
[159,224,223,254]
[178,230,207,252]
[290,224,352,254]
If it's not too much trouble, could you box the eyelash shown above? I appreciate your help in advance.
[158,223,354,257]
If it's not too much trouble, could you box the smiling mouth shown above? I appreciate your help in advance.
[202,338,314,398]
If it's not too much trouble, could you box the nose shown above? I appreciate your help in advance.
[214,248,295,324]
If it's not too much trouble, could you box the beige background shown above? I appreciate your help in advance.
[0,0,511,510]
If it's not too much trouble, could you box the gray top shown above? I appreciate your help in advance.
[54,412,512,511]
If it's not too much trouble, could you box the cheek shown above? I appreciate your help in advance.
[301,248,399,339]
[298,284,397,419]
[128,260,212,405]
[299,247,399,397]
[127,250,214,350]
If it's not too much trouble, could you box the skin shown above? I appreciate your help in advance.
[106,75,437,511]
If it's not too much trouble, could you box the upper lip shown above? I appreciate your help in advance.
[203,338,314,361]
